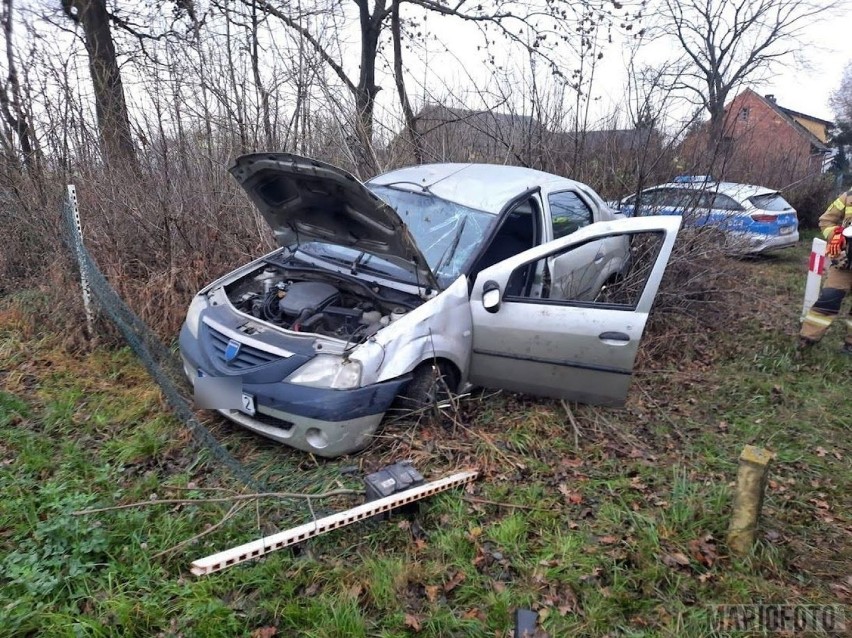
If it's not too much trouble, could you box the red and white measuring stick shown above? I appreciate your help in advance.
[802,237,826,320]
[190,469,479,576]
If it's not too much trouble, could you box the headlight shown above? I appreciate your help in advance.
[186,295,207,338]
[286,355,362,390]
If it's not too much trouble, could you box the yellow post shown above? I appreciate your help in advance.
[727,445,776,556]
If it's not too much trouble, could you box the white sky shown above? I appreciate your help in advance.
[388,0,852,127]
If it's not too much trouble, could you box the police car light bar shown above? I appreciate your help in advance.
[189,469,479,576]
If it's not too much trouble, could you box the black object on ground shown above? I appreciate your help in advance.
[514,609,539,638]
[364,461,425,501]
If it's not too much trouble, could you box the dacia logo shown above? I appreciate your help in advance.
[224,339,242,363]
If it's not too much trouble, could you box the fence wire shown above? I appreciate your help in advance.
[61,188,349,510]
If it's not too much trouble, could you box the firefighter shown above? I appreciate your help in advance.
[800,189,852,353]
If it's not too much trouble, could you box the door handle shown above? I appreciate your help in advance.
[594,255,604,264]
[599,331,630,344]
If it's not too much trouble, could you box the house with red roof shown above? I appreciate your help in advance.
[682,88,833,189]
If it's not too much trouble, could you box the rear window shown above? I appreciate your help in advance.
[749,193,791,211]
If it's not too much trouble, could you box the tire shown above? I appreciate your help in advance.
[397,361,458,414]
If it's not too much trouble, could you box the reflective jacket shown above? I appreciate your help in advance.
[820,190,852,268]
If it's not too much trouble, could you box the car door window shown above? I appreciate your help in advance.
[640,189,681,212]
[548,191,593,239]
[506,230,663,308]
[709,193,743,211]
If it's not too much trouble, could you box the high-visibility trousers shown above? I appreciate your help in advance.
[800,266,852,345]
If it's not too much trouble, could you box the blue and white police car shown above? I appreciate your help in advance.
[616,176,799,254]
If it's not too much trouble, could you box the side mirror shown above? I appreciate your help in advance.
[482,280,501,313]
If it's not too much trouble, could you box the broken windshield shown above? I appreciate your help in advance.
[369,185,495,287]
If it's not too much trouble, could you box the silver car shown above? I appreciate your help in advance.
[179,154,681,457]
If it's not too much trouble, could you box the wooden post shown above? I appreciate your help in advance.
[727,445,775,556]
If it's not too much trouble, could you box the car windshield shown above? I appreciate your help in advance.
[749,192,792,211]
[368,185,496,287]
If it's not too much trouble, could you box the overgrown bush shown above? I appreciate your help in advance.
[638,227,742,367]
[785,174,838,228]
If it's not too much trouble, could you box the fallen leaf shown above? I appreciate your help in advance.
[557,584,580,616]
[303,582,320,596]
[816,446,828,457]
[347,582,363,599]
[598,535,618,545]
[661,552,690,568]
[251,627,277,638]
[493,581,507,593]
[630,476,647,491]
[404,614,422,632]
[462,608,486,621]
[688,538,717,567]
[443,570,466,593]
[424,585,440,603]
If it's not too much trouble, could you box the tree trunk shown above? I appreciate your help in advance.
[61,0,136,166]
[353,0,383,176]
[0,0,40,176]
[391,0,422,164]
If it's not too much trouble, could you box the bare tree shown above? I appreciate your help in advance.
[653,0,833,144]
[830,62,852,123]
[829,62,852,182]
[0,0,39,175]
[249,0,631,175]
[60,0,137,166]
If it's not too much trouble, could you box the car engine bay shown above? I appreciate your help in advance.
[224,261,423,343]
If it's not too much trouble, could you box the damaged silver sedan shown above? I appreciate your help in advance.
[179,154,681,457]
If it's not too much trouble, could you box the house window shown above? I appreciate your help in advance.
[739,107,750,122]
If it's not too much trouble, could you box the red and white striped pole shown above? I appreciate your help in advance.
[802,238,826,320]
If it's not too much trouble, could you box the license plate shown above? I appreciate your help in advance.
[780,226,793,235]
[198,369,255,415]
[240,393,256,416]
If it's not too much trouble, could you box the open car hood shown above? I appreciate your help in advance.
[230,153,439,290]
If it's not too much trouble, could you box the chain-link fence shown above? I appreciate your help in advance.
[61,186,351,514]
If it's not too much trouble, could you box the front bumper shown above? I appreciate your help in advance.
[179,321,410,457]
[182,354,410,457]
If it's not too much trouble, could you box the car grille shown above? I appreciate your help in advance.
[252,411,295,430]
[206,326,281,370]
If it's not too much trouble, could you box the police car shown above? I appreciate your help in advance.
[615,176,799,254]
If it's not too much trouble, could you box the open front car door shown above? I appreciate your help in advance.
[469,216,682,406]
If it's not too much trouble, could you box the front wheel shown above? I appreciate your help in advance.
[397,361,459,415]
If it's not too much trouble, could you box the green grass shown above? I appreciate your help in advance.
[1,243,849,637]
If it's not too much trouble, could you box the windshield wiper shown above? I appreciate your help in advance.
[350,251,367,275]
[434,215,468,277]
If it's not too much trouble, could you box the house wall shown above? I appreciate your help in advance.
[728,91,825,187]
[790,115,830,144]
[680,90,825,189]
